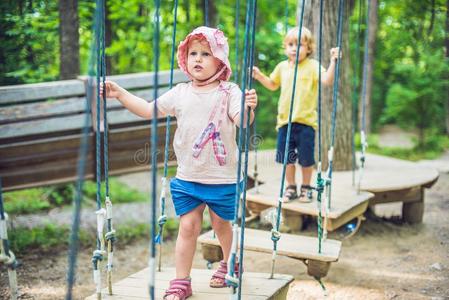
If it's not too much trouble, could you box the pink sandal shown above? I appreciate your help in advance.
[163,278,192,300]
[210,260,241,288]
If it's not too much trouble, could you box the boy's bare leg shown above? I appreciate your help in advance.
[285,164,296,186]
[301,166,313,186]
[174,204,206,279]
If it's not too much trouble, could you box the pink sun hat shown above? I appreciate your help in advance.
[177,26,232,82]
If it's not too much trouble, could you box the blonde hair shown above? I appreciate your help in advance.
[283,27,316,57]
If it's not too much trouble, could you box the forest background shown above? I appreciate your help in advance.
[1,0,448,153]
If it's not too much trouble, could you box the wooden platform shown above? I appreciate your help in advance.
[246,150,439,226]
[85,267,293,300]
[246,178,372,232]
[336,154,439,223]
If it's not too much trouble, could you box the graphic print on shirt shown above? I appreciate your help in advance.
[192,84,231,166]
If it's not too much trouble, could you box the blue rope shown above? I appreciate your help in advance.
[316,0,324,255]
[270,0,306,279]
[327,0,345,210]
[359,0,371,175]
[237,1,257,298]
[65,4,99,296]
[155,0,178,268]
[204,0,209,26]
[351,0,364,186]
[101,0,109,198]
[234,0,240,83]
[227,0,253,293]
[92,0,104,278]
[149,1,161,299]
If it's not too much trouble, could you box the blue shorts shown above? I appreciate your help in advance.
[276,123,315,167]
[170,178,239,221]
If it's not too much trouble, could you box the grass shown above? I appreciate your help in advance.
[4,177,147,215]
[7,217,207,254]
[356,133,449,161]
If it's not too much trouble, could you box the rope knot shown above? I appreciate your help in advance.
[92,249,105,265]
[158,215,167,226]
[271,229,281,242]
[0,251,18,269]
[105,229,116,242]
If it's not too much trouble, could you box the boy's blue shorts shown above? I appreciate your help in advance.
[276,123,315,167]
[170,178,239,221]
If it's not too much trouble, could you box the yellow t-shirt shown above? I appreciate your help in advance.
[270,58,325,129]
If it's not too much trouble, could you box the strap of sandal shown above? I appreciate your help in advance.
[212,261,240,279]
[301,184,315,190]
[164,278,191,299]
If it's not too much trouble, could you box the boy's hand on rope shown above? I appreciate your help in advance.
[252,66,262,81]
[245,89,258,110]
[330,47,342,61]
[100,81,124,99]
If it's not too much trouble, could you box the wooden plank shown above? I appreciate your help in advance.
[0,108,171,142]
[198,228,341,262]
[0,70,188,105]
[0,80,85,105]
[103,70,188,90]
[246,179,372,220]
[85,267,293,300]
[0,87,171,124]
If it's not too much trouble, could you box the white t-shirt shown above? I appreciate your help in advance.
[157,81,243,184]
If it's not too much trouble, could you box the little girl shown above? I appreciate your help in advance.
[102,26,257,300]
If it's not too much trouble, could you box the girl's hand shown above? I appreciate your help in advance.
[330,47,342,61]
[245,89,258,110]
[252,66,262,80]
[100,80,123,99]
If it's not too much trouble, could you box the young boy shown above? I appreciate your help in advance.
[253,26,340,202]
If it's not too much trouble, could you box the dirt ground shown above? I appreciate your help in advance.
[0,169,447,300]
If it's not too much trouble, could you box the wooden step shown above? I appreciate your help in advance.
[85,267,294,300]
[198,228,341,278]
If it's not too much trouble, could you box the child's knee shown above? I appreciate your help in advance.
[179,219,202,238]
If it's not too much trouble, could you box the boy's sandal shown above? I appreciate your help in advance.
[283,185,298,202]
[210,260,240,288]
[298,185,314,203]
[164,278,192,300]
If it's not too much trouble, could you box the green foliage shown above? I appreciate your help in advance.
[4,178,146,215]
[9,223,73,252]
[82,178,147,204]
[368,0,448,138]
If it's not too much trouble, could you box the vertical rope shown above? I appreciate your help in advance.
[351,0,364,187]
[92,1,106,298]
[270,0,306,279]
[315,0,324,255]
[284,0,289,33]
[227,0,253,294]
[0,178,19,300]
[358,0,371,193]
[237,1,257,298]
[234,0,240,83]
[148,1,161,299]
[155,0,178,272]
[326,0,345,213]
[204,0,209,26]
[65,3,99,296]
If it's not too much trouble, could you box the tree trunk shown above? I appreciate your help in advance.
[59,0,80,80]
[446,0,449,134]
[359,0,378,134]
[297,0,353,171]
